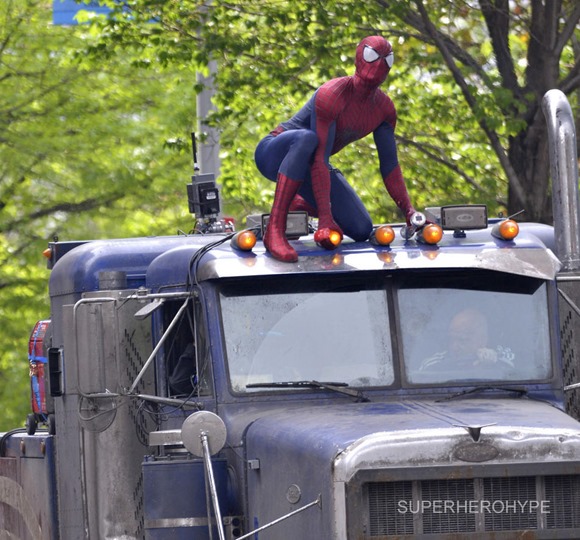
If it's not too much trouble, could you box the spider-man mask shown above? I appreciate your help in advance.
[354,36,394,87]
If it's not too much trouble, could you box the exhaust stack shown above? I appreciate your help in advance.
[542,89,580,271]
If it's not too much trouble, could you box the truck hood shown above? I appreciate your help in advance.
[243,397,580,477]
[241,398,580,538]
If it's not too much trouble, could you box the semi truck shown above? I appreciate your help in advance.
[1,88,580,539]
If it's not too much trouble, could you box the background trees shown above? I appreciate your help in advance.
[0,0,198,429]
[400,1,580,221]
[0,0,578,429]
[89,0,580,222]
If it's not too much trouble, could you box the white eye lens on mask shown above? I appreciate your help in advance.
[363,45,394,68]
[363,45,380,63]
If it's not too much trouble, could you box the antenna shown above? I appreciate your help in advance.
[191,132,200,172]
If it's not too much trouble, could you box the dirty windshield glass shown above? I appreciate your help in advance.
[220,277,394,392]
[399,273,552,384]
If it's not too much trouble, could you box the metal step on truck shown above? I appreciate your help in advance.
[2,89,580,540]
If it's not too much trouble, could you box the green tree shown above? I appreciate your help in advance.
[0,0,199,430]
[87,0,579,223]
[394,0,580,221]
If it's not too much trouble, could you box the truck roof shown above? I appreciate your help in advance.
[47,221,560,298]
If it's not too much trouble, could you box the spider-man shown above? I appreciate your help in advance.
[254,35,418,263]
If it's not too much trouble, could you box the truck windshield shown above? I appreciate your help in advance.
[219,276,395,393]
[398,273,553,384]
[219,271,553,394]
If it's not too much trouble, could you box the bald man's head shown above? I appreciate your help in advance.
[448,309,488,360]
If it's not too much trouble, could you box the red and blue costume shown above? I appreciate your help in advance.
[255,35,416,262]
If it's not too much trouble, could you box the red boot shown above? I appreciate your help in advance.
[264,173,301,262]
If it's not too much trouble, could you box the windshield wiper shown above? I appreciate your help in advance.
[246,380,370,403]
[438,385,528,402]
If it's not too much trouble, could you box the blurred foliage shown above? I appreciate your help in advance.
[76,0,506,224]
[84,0,579,221]
[0,0,198,430]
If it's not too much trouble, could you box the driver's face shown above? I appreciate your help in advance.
[448,310,488,360]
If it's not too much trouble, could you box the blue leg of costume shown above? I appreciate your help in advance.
[255,130,317,261]
[255,130,373,243]
[255,129,317,181]
[299,169,373,242]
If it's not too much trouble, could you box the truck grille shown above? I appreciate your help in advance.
[367,475,580,536]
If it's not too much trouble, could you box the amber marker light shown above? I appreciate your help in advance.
[42,248,52,260]
[421,224,443,245]
[231,230,257,251]
[328,230,342,247]
[314,227,343,250]
[494,219,519,240]
[374,225,396,246]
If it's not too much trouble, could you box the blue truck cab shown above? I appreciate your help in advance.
[2,89,580,540]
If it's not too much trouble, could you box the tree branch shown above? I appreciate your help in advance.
[479,0,522,99]
[556,1,580,56]
[561,59,580,94]
[412,0,527,205]
[397,135,485,193]
[537,0,560,50]
[375,0,496,89]
[0,193,125,232]
[0,155,45,212]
